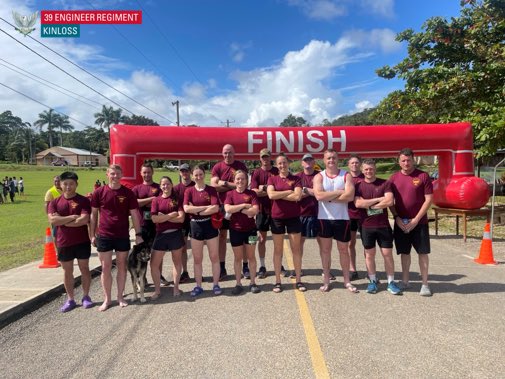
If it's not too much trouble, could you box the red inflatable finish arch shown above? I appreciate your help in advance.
[110,122,489,210]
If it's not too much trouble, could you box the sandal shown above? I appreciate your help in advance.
[190,286,204,297]
[296,282,307,292]
[319,284,330,293]
[272,283,283,293]
[345,283,359,294]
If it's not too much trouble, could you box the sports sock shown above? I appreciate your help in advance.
[368,274,376,282]
[260,258,265,267]
[220,261,225,270]
[387,275,394,284]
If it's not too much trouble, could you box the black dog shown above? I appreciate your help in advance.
[127,242,151,303]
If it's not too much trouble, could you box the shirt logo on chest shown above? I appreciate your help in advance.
[117,196,126,203]
[412,178,421,186]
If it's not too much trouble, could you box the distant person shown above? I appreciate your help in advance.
[314,149,356,293]
[3,176,9,203]
[45,176,63,212]
[224,170,261,294]
[173,163,195,283]
[18,177,24,198]
[250,148,280,278]
[354,159,401,295]
[347,154,364,281]
[48,171,93,312]
[211,144,248,280]
[12,177,19,194]
[8,178,15,202]
[389,148,433,296]
[90,164,143,311]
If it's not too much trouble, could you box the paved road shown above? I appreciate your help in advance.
[1,234,504,378]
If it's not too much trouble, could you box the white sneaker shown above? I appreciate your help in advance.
[419,284,432,297]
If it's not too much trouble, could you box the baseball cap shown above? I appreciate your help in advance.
[259,148,271,158]
[179,163,190,171]
[302,153,314,161]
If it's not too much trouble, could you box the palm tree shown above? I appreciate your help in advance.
[34,109,58,147]
[94,105,123,157]
[54,114,73,146]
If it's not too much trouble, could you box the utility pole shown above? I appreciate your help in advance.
[223,119,234,127]
[172,100,180,126]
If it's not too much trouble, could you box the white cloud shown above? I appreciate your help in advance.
[287,0,396,20]
[355,100,373,111]
[342,28,401,53]
[229,42,252,63]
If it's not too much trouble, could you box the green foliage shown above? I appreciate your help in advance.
[372,0,505,156]
[321,108,376,126]
[279,114,309,127]
[121,114,159,125]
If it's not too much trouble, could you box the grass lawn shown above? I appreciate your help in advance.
[0,166,180,272]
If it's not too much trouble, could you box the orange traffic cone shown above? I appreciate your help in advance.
[474,223,497,265]
[39,227,60,268]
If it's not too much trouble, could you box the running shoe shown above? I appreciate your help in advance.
[219,268,228,280]
[250,284,261,294]
[366,280,378,294]
[190,286,204,297]
[60,299,76,313]
[387,281,402,295]
[280,265,287,277]
[243,267,251,279]
[213,284,223,296]
[419,284,432,297]
[81,296,93,309]
[289,270,304,279]
[231,285,243,295]
[179,271,190,283]
[257,266,267,279]
[160,275,171,287]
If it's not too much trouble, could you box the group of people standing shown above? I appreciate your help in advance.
[1,176,24,203]
[47,144,433,313]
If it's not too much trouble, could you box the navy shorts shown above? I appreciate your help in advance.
[190,219,219,241]
[318,219,351,242]
[57,242,91,262]
[96,236,130,253]
[152,230,184,252]
[256,212,271,232]
[229,229,258,247]
[361,227,393,249]
[394,223,430,255]
[271,217,302,235]
[300,216,319,238]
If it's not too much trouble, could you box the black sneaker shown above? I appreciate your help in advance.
[243,267,251,279]
[231,285,243,295]
[257,266,267,279]
[281,265,288,277]
[289,270,304,279]
[160,275,171,287]
[350,271,359,281]
[179,271,190,284]
[219,267,228,280]
[250,284,261,294]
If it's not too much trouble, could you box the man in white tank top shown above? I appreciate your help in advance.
[313,149,357,293]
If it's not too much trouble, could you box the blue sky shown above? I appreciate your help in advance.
[0,0,463,128]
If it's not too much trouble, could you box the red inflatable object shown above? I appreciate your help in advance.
[110,122,489,210]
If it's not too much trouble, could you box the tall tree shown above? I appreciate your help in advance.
[279,114,309,127]
[34,109,58,148]
[0,111,24,160]
[121,114,159,126]
[94,105,123,134]
[373,0,505,156]
[54,114,74,146]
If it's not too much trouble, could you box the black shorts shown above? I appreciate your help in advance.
[300,216,319,238]
[229,229,258,247]
[96,236,130,253]
[152,230,184,252]
[394,223,430,255]
[318,219,351,242]
[350,218,360,232]
[57,242,91,262]
[190,219,219,241]
[271,217,302,235]
[182,218,191,237]
[218,206,230,230]
[361,227,393,249]
[256,212,272,232]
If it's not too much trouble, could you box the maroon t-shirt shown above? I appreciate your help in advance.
[355,179,392,228]
[48,194,91,248]
[224,189,259,232]
[250,166,279,214]
[132,182,161,224]
[183,185,220,220]
[174,181,195,223]
[267,174,302,219]
[348,173,365,219]
[296,170,320,217]
[91,185,139,238]
[211,160,248,203]
[389,169,433,224]
[151,194,184,232]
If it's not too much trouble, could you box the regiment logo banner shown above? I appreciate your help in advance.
[12,11,39,36]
